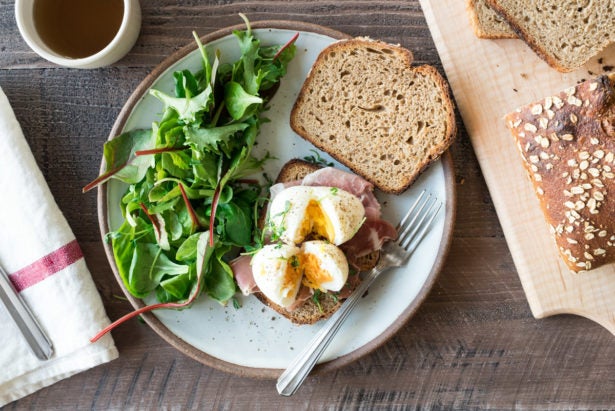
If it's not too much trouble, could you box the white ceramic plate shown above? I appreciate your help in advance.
[99,21,456,378]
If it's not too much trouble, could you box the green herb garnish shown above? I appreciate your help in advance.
[303,149,334,167]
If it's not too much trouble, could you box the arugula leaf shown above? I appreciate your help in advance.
[150,85,214,124]
[224,81,263,120]
[184,122,249,154]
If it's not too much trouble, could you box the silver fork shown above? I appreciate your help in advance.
[276,190,442,396]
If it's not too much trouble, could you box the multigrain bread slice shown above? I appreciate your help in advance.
[254,159,379,324]
[486,0,614,72]
[505,73,615,272]
[290,38,457,194]
[466,0,517,39]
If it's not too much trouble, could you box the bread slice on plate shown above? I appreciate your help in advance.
[486,0,614,72]
[466,0,517,39]
[504,73,615,272]
[290,37,456,194]
[254,159,379,325]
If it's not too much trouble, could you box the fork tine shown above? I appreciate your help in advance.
[400,198,442,253]
[396,191,432,245]
[396,190,427,230]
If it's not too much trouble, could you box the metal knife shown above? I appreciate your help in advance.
[0,264,53,360]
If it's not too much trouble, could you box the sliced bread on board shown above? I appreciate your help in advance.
[504,73,615,272]
[466,0,517,39]
[486,0,614,72]
[290,37,456,194]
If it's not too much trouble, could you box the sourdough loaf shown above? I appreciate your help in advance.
[486,0,614,72]
[466,0,517,39]
[505,73,615,272]
[254,159,378,324]
[290,38,456,194]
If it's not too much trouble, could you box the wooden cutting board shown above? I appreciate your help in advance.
[419,0,615,334]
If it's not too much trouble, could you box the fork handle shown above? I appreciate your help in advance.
[276,265,384,396]
[0,265,53,360]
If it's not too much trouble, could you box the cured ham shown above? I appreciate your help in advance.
[231,255,257,296]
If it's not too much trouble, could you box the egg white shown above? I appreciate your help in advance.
[267,185,365,245]
[300,240,349,292]
[250,244,302,308]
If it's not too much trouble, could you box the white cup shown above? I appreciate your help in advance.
[14,0,141,69]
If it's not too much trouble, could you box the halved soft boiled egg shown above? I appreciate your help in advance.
[250,243,303,308]
[267,186,365,246]
[251,241,350,308]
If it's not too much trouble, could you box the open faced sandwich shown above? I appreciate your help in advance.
[232,160,397,324]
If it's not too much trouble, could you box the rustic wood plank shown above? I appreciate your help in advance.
[3,0,615,409]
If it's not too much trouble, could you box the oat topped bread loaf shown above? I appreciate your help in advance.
[466,0,517,39]
[290,37,456,194]
[505,73,615,272]
[486,0,614,72]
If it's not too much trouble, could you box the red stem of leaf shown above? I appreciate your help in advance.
[209,184,221,247]
[90,270,204,343]
[135,147,183,156]
[235,178,260,185]
[82,163,127,193]
[179,183,200,231]
[274,32,299,60]
[139,202,161,239]
[89,300,190,343]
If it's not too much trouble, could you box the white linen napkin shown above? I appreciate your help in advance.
[0,85,118,406]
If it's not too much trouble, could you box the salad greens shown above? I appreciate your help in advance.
[86,15,297,338]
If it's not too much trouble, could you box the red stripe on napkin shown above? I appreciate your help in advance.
[9,240,83,292]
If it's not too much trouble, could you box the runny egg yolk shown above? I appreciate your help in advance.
[300,252,334,292]
[301,200,335,242]
[284,255,303,292]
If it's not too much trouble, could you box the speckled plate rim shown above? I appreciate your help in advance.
[97,19,456,379]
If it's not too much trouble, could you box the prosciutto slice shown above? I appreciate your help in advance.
[231,255,257,296]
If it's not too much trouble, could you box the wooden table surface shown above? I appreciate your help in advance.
[2,1,615,409]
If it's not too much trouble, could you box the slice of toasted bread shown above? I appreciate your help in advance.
[290,37,456,194]
[486,0,614,72]
[255,159,378,325]
[466,0,517,39]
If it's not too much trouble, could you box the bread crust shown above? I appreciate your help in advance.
[290,38,456,194]
[485,0,566,71]
[505,74,615,272]
[486,0,613,72]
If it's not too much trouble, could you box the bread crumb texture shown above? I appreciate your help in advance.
[290,38,456,194]
[487,0,614,72]
[506,74,615,272]
[466,0,517,39]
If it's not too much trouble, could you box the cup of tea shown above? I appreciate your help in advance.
[15,0,141,69]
